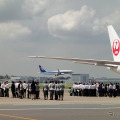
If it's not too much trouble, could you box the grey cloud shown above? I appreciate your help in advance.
[0,0,120,78]
[0,0,49,22]
[0,0,24,22]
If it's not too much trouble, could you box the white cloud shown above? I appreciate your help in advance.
[48,5,120,39]
[0,22,31,40]
[48,5,95,38]
[23,0,49,15]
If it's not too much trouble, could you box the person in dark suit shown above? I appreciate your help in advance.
[11,81,16,98]
[31,81,36,100]
[98,83,102,97]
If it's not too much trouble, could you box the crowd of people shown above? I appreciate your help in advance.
[43,81,65,100]
[0,80,65,101]
[0,81,9,97]
[11,81,40,100]
[70,82,120,97]
[1,81,120,100]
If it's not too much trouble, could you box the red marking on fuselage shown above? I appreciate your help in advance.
[113,39,120,56]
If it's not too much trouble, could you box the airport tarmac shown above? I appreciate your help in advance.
[0,90,120,120]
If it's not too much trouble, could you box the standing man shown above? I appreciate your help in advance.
[15,81,19,98]
[27,81,31,99]
[1,82,5,97]
[35,82,40,99]
[109,83,113,97]
[56,81,60,100]
[11,81,16,98]
[73,83,77,96]
[116,83,119,96]
[18,81,24,99]
[48,81,55,100]
[54,81,58,100]
[43,81,48,100]
[23,81,27,98]
[96,83,99,97]
[59,81,65,101]
[113,83,116,97]
[31,81,36,100]
[5,81,9,97]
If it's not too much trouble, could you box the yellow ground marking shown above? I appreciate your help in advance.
[0,114,37,120]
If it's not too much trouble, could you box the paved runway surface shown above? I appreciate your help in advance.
[0,103,120,120]
[0,90,120,120]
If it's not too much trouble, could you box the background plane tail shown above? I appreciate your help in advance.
[108,25,120,62]
[39,65,46,72]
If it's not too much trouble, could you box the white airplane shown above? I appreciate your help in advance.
[39,65,73,76]
[28,25,120,74]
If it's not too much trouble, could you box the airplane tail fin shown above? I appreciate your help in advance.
[108,25,120,62]
[39,65,46,72]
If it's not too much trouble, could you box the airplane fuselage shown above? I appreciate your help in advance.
[42,70,73,75]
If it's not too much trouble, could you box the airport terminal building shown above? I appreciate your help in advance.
[1,74,89,83]
[71,74,89,83]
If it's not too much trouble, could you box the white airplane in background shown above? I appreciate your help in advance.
[39,65,73,76]
[28,25,120,74]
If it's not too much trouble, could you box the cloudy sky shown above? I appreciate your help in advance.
[1,0,120,78]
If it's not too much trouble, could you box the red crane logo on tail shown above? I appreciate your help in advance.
[113,39,120,56]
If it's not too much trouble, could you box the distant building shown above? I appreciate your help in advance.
[71,74,89,83]
[94,78,120,83]
[10,77,20,82]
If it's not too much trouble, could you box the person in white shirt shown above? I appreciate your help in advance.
[73,83,77,96]
[59,81,65,101]
[79,83,83,96]
[109,83,113,97]
[43,81,48,100]
[89,83,92,96]
[77,83,81,96]
[56,81,60,100]
[82,83,85,96]
[113,83,116,97]
[5,81,9,97]
[19,81,24,99]
[35,82,40,99]
[48,81,55,100]
[72,83,75,96]
[15,81,19,98]
[96,83,99,97]
[84,83,89,96]
[23,81,27,98]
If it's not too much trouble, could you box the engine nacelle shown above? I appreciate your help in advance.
[109,66,120,74]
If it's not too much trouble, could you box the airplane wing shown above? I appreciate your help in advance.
[28,56,120,68]
[72,61,118,68]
